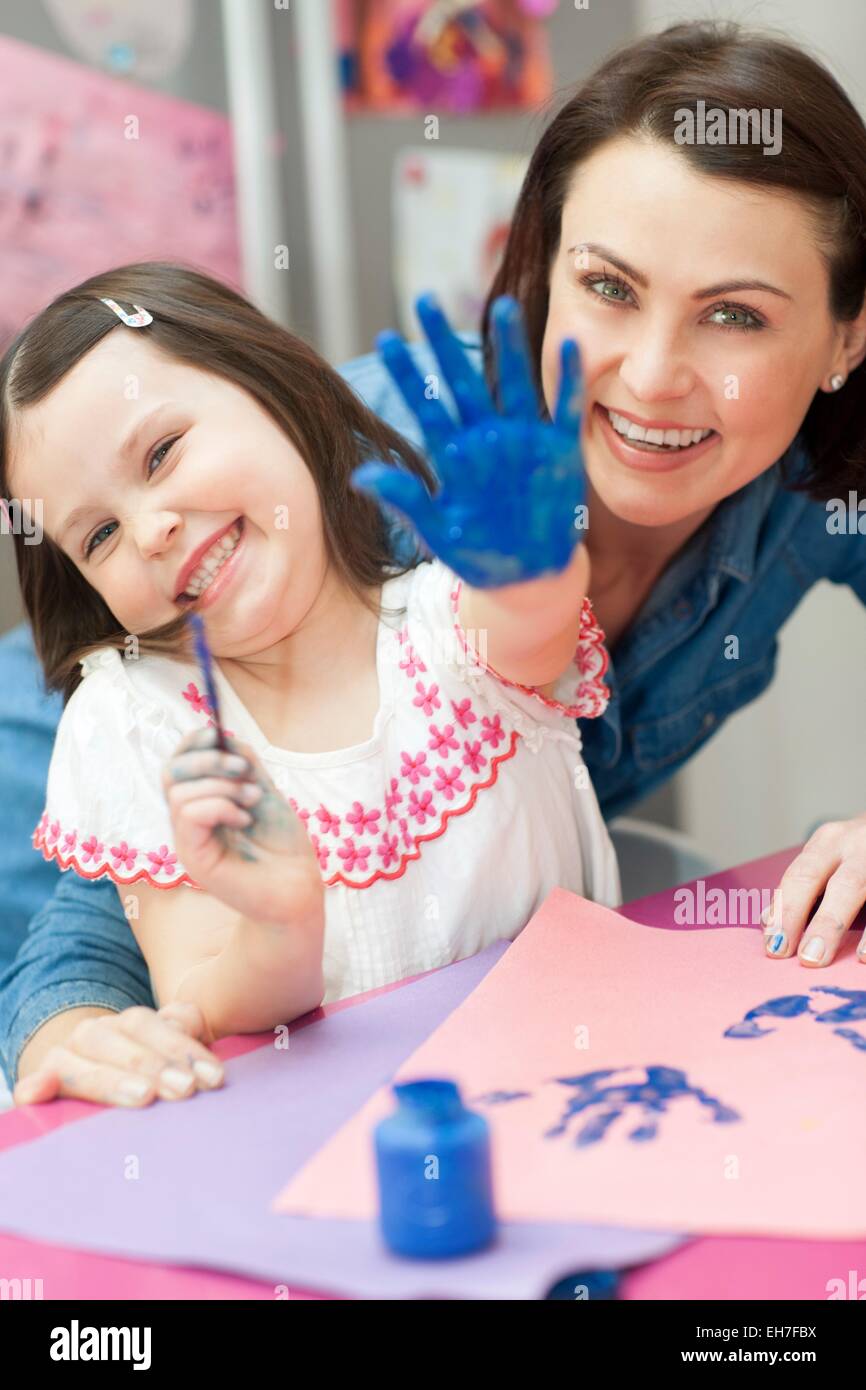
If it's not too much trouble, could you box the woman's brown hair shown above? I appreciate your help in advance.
[0,260,434,705]
[483,18,866,499]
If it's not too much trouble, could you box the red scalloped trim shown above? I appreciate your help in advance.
[449,581,610,719]
[321,731,519,888]
[33,824,202,891]
[31,733,521,896]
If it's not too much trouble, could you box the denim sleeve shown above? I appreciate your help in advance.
[0,871,155,1087]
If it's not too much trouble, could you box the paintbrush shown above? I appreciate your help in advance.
[187,611,228,752]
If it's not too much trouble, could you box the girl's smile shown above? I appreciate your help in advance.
[175,515,246,608]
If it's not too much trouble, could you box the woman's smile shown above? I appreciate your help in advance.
[592,401,721,474]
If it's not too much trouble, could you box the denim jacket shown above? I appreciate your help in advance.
[2,336,864,1084]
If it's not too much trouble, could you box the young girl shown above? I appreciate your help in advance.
[2,262,620,1103]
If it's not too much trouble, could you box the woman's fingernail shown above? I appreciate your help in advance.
[116,1077,153,1104]
[240,783,262,803]
[193,1060,223,1088]
[767,931,787,955]
[224,755,249,775]
[801,937,825,963]
[760,905,772,927]
[160,1067,195,1097]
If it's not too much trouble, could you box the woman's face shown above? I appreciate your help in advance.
[541,134,851,528]
[9,332,327,655]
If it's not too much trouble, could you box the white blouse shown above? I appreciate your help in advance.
[34,559,621,1003]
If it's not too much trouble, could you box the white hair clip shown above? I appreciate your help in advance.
[99,297,153,327]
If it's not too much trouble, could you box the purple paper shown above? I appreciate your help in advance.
[0,942,680,1298]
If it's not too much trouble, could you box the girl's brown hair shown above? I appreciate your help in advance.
[0,260,435,705]
[483,18,866,499]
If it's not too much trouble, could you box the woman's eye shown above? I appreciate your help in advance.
[709,304,764,332]
[582,274,633,304]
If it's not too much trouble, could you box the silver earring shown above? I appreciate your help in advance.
[829,373,845,391]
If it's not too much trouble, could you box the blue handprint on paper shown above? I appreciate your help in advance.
[351,293,585,589]
[725,988,866,1053]
[477,1065,740,1147]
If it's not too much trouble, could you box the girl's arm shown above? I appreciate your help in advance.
[351,294,588,692]
[129,871,324,1043]
[457,541,590,690]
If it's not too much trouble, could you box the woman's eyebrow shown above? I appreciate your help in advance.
[57,402,173,546]
[567,242,792,301]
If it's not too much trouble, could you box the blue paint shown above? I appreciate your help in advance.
[725,988,866,1053]
[724,993,812,1038]
[374,1078,497,1259]
[351,293,586,589]
[476,1089,532,1104]
[537,1065,741,1147]
[768,932,786,954]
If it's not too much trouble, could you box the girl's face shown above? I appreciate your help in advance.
[541,134,861,528]
[10,333,327,654]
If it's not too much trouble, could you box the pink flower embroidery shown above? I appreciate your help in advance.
[147,845,178,876]
[385,777,403,820]
[462,739,487,774]
[60,829,78,854]
[315,806,341,837]
[400,750,431,785]
[346,801,381,836]
[413,681,441,716]
[110,841,138,872]
[395,624,409,646]
[38,810,49,835]
[311,834,330,871]
[408,789,434,824]
[337,838,370,873]
[47,820,60,845]
[434,765,465,801]
[81,834,105,863]
[377,833,400,868]
[428,723,458,758]
[398,816,413,849]
[288,797,311,826]
[399,644,427,677]
[182,682,212,716]
[451,697,476,730]
[480,713,505,749]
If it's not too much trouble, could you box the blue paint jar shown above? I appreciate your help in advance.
[374,1078,497,1259]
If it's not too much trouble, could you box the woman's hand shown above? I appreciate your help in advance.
[351,293,585,589]
[13,1001,224,1108]
[764,813,866,966]
[163,727,321,924]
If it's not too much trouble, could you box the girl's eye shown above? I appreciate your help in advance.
[84,436,180,557]
[84,521,117,557]
[147,436,178,477]
[579,272,765,333]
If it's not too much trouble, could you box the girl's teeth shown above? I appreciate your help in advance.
[184,523,242,597]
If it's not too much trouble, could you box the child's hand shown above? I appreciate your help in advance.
[163,728,321,924]
[351,293,585,589]
[14,1001,224,1108]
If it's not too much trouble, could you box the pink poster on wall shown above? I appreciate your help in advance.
[0,35,240,349]
[275,888,866,1239]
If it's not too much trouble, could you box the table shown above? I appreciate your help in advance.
[2,845,863,1300]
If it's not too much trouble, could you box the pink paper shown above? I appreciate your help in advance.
[275,889,866,1238]
[0,35,240,348]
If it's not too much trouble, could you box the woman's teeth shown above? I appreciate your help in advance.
[605,407,714,451]
[182,522,242,598]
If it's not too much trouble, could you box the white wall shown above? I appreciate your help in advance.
[637,0,866,861]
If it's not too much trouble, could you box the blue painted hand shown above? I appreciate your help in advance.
[351,293,586,590]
